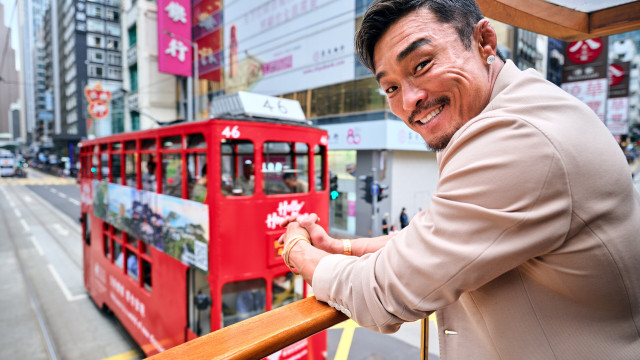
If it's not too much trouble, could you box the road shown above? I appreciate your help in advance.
[0,168,438,360]
[0,168,143,360]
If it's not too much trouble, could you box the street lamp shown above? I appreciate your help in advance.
[162,30,199,122]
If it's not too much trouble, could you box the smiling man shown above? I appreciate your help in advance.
[279,1,640,359]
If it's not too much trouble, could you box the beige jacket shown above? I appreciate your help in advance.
[313,61,640,359]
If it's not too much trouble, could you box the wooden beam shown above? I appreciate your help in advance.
[589,2,640,38]
[146,296,348,360]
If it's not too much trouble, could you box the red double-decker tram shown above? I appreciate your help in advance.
[78,96,329,359]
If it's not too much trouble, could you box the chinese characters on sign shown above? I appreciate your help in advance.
[157,0,192,76]
[84,82,112,119]
[606,62,631,135]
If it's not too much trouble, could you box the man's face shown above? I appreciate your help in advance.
[374,9,492,150]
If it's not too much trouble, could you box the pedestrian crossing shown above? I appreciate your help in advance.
[0,178,78,186]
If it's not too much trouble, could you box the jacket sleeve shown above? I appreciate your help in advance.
[312,117,572,333]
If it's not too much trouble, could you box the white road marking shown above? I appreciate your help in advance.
[51,223,70,237]
[13,208,22,217]
[23,195,33,203]
[29,235,44,256]
[47,264,87,302]
[68,198,80,206]
[57,192,67,199]
[20,219,29,232]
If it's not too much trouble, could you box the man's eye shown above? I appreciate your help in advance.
[415,60,430,73]
[385,86,398,94]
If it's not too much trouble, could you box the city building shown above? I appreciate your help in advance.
[41,0,123,164]
[0,2,21,140]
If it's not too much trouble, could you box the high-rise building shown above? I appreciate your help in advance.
[43,0,123,162]
[0,3,21,138]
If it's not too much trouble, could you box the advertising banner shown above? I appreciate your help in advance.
[193,0,223,81]
[223,0,355,95]
[158,0,193,76]
[93,181,210,272]
[606,62,631,135]
[320,119,429,151]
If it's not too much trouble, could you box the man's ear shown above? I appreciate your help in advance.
[476,19,498,58]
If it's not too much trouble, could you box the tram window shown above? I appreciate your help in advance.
[272,273,303,309]
[162,154,182,197]
[100,153,109,180]
[111,154,122,184]
[221,140,254,196]
[114,242,123,269]
[126,250,138,281]
[83,213,91,246]
[221,279,266,327]
[103,233,111,259]
[127,234,138,249]
[263,141,309,194]
[188,153,207,203]
[112,142,122,150]
[91,153,98,179]
[125,153,137,187]
[125,141,136,151]
[314,145,326,191]
[141,154,157,192]
[187,133,206,149]
[101,144,108,151]
[162,136,182,150]
[141,138,156,150]
[142,259,152,292]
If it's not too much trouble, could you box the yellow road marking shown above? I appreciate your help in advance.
[333,320,358,360]
[100,349,143,360]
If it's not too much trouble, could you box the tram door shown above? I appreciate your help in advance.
[188,268,211,336]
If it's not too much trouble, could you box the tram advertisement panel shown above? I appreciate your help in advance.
[93,180,209,271]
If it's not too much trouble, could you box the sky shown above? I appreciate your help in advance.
[2,0,20,71]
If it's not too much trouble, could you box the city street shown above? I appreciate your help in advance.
[0,168,437,360]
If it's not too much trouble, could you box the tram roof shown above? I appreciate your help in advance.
[478,0,640,40]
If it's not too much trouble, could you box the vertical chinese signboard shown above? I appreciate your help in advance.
[561,38,609,122]
[606,62,631,135]
[193,0,223,82]
[158,0,192,76]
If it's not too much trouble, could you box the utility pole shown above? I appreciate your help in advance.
[372,167,379,237]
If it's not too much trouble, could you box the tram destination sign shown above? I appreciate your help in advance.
[210,91,307,122]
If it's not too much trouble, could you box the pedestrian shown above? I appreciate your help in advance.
[381,213,389,235]
[399,207,409,229]
[279,1,640,359]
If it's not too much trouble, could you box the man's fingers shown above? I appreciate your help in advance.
[297,213,320,227]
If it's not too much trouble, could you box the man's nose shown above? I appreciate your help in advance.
[402,83,426,112]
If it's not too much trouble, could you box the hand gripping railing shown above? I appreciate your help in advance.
[146,296,349,360]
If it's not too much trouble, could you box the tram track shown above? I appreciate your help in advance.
[13,183,83,270]
[0,186,60,360]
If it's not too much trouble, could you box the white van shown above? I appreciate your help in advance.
[0,150,16,177]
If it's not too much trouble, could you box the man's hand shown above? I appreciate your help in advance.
[279,213,338,254]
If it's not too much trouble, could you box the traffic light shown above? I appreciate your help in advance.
[359,175,373,204]
[329,172,339,200]
[377,183,389,202]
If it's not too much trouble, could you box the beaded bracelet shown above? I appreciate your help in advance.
[282,235,311,273]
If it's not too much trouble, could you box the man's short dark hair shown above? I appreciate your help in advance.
[355,0,485,73]
[283,172,297,181]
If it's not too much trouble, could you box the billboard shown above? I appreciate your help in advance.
[193,0,223,81]
[223,0,355,95]
[157,0,193,76]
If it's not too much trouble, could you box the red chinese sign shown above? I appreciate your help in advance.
[84,82,112,119]
[566,39,604,65]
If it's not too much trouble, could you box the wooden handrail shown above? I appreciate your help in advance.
[146,296,348,360]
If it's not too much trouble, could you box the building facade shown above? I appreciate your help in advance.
[0,3,21,139]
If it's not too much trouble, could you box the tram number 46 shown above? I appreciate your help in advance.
[221,125,240,138]
[263,99,288,114]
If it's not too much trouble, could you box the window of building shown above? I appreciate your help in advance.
[222,279,266,327]
[129,65,138,91]
[128,25,137,46]
[107,38,120,50]
[107,52,121,66]
[105,8,119,21]
[106,23,120,36]
[107,67,122,80]
[88,64,104,77]
[86,3,103,17]
[221,140,254,196]
[88,49,105,63]
[87,34,105,48]
[87,18,105,33]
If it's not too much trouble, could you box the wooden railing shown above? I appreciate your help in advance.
[146,296,349,360]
